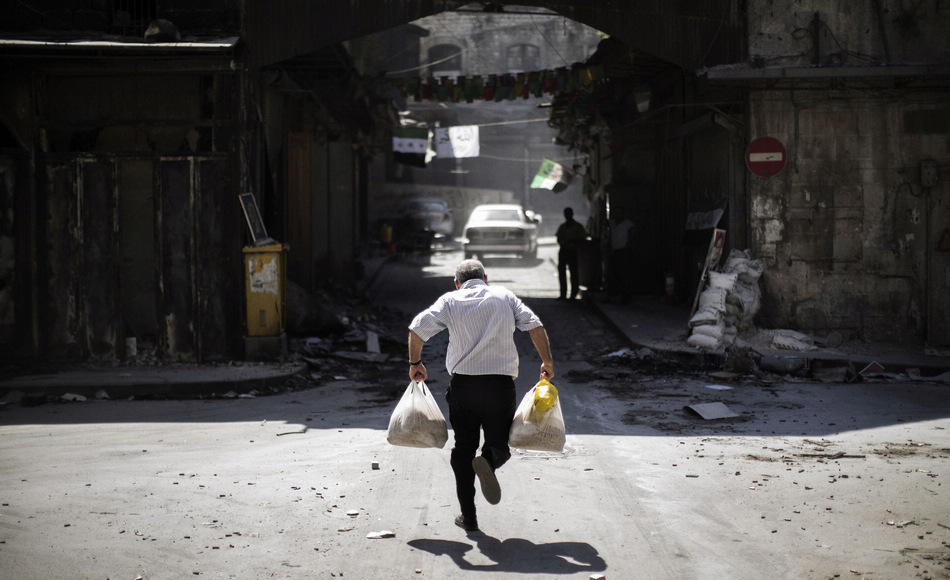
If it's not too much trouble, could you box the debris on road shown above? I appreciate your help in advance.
[769,329,817,352]
[684,402,739,420]
[795,451,866,460]
[707,370,742,380]
[366,330,380,354]
[276,428,308,436]
[704,384,733,390]
[859,361,886,376]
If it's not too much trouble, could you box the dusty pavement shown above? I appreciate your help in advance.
[1,249,950,580]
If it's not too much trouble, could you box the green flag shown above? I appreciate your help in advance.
[531,158,573,192]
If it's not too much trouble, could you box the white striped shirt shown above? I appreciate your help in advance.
[409,279,543,377]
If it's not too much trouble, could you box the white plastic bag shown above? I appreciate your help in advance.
[508,380,566,452]
[386,381,448,449]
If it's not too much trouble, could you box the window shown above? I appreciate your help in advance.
[428,44,462,78]
[506,44,540,73]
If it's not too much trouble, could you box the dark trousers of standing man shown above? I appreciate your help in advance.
[446,374,516,519]
[608,247,633,302]
[558,246,580,299]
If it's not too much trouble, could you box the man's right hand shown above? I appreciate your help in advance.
[410,362,428,383]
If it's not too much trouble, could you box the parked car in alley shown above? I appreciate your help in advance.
[398,197,455,238]
[462,203,540,260]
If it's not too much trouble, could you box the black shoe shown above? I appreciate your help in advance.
[455,514,479,531]
[472,456,501,505]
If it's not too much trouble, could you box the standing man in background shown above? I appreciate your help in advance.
[606,205,634,304]
[555,207,588,300]
[408,259,554,532]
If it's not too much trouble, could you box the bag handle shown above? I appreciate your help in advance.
[412,380,429,396]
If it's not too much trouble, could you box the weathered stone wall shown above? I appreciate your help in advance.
[743,1,950,343]
[748,0,950,66]
[415,11,601,76]
[748,90,948,342]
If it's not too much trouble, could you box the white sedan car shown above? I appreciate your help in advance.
[462,204,541,260]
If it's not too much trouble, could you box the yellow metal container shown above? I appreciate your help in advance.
[243,243,287,337]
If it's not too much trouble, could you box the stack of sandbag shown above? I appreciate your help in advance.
[687,249,764,351]
[687,272,737,351]
[722,249,765,330]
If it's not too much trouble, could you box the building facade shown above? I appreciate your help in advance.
[704,3,950,344]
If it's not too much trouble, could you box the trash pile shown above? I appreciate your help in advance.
[687,249,765,351]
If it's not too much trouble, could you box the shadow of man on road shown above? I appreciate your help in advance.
[408,532,607,574]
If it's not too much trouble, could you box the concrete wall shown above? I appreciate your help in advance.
[748,0,950,66]
[0,66,246,362]
[743,1,950,344]
[748,90,949,343]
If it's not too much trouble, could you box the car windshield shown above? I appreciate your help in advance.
[472,208,521,222]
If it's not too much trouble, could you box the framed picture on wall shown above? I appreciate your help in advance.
[239,193,272,245]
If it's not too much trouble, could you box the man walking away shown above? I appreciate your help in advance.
[555,207,588,300]
[408,259,554,532]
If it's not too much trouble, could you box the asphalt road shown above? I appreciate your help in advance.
[1,246,949,579]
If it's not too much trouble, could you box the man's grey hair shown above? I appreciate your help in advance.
[455,259,486,284]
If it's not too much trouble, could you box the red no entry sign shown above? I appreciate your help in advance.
[745,136,787,177]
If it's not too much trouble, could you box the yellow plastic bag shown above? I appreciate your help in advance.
[509,380,566,452]
[532,379,558,417]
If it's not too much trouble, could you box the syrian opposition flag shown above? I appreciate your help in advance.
[530,158,574,193]
[434,125,480,159]
[393,127,434,167]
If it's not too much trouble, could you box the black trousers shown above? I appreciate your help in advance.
[446,374,517,518]
[608,248,632,301]
[558,246,580,298]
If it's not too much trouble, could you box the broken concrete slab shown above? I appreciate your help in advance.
[684,402,740,419]
[366,330,380,354]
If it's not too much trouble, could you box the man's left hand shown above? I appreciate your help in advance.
[540,362,554,381]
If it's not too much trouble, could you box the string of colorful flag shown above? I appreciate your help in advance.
[394,126,574,192]
[389,66,605,191]
[387,64,607,103]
